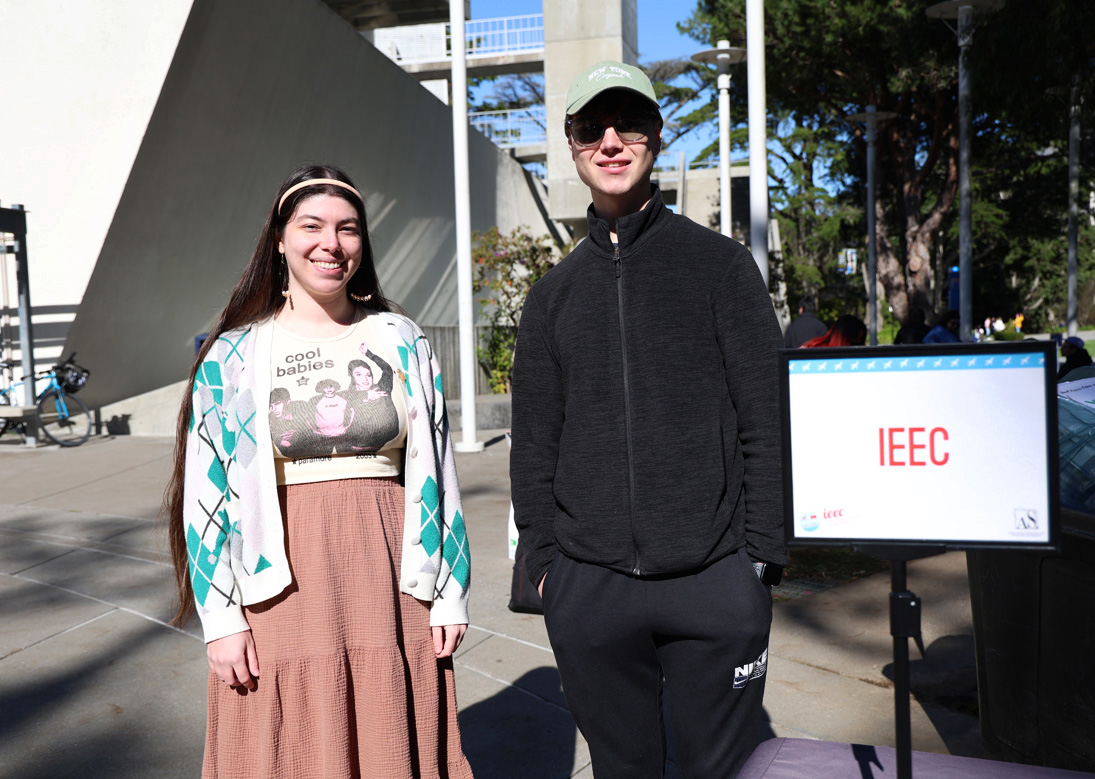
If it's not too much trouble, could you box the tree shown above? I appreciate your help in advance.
[469,72,544,113]
[767,108,863,324]
[680,0,969,328]
[471,226,560,393]
[678,0,1095,332]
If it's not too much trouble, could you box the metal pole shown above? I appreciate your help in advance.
[957,4,973,342]
[450,1,483,453]
[746,0,769,285]
[1067,75,1080,338]
[0,232,12,366]
[717,40,732,237]
[867,106,879,346]
[678,149,687,218]
[892,560,912,779]
[2,206,36,407]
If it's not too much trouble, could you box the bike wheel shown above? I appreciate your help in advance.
[36,391,92,446]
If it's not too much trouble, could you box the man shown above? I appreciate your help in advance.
[1057,335,1093,382]
[784,295,828,348]
[922,309,960,343]
[511,61,786,778]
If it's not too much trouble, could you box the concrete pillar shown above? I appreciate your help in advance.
[544,0,638,230]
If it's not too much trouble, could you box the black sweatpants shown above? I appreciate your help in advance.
[541,548,773,779]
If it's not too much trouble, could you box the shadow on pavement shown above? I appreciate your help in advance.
[882,633,985,758]
[459,666,577,779]
[0,616,204,779]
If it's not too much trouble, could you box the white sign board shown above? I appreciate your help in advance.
[781,342,1058,549]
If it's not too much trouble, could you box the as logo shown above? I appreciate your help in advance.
[800,513,820,532]
[1014,509,1038,530]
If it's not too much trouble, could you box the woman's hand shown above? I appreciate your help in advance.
[432,624,468,658]
[207,630,260,690]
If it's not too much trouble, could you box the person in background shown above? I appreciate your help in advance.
[894,308,931,345]
[1058,336,1093,382]
[923,309,960,344]
[800,314,867,348]
[783,295,828,348]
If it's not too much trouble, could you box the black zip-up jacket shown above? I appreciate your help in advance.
[511,188,787,588]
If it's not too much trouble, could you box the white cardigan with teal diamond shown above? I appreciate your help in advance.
[183,312,471,642]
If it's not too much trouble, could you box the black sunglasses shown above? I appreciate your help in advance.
[565,112,659,149]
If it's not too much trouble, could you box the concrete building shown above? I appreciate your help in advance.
[0,0,767,433]
[0,0,557,425]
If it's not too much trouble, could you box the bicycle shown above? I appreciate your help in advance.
[0,353,92,446]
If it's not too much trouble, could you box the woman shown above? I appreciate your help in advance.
[164,165,474,778]
[800,314,867,348]
[342,352,397,454]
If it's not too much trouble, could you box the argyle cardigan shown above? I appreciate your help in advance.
[183,313,471,642]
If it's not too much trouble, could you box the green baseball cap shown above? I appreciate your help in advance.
[565,61,660,115]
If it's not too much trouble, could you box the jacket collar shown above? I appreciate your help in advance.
[585,185,668,255]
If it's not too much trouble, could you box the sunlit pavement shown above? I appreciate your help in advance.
[0,433,984,778]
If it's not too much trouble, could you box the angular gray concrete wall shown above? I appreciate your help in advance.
[0,0,195,369]
[63,0,554,410]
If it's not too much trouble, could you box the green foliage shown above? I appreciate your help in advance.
[472,226,560,393]
[674,0,1095,333]
[962,125,1095,331]
[469,73,544,113]
[767,109,863,319]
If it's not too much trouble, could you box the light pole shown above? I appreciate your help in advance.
[746,0,769,286]
[847,107,897,346]
[450,0,483,453]
[1067,74,1082,338]
[1047,76,1084,337]
[692,41,747,238]
[927,0,1004,342]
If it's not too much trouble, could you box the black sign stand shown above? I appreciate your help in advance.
[854,544,946,779]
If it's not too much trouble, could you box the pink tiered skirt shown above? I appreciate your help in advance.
[202,477,474,779]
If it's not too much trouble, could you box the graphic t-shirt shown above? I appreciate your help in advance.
[268,313,407,485]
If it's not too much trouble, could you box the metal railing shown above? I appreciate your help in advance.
[373,14,544,65]
[469,106,546,147]
[464,14,543,58]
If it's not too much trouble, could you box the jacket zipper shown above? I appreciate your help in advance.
[615,248,641,575]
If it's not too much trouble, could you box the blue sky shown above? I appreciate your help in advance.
[469,0,717,164]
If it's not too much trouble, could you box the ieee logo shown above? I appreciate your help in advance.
[1014,509,1038,530]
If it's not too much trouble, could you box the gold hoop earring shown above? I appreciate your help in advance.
[349,291,374,303]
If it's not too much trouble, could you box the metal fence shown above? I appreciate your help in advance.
[421,325,496,397]
[372,15,544,65]
[464,14,544,58]
[469,106,546,147]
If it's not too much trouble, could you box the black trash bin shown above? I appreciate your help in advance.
[967,394,1095,771]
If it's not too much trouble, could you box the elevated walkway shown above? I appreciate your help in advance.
[373,14,544,79]
[320,0,459,29]
[469,106,546,163]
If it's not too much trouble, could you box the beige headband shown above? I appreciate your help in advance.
[277,178,363,214]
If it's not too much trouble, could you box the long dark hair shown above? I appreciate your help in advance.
[801,315,867,348]
[163,164,397,628]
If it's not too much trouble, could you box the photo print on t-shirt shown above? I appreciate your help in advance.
[269,340,399,458]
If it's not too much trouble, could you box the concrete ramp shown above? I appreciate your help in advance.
[8,0,555,410]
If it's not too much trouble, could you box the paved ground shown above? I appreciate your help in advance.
[0,431,990,778]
